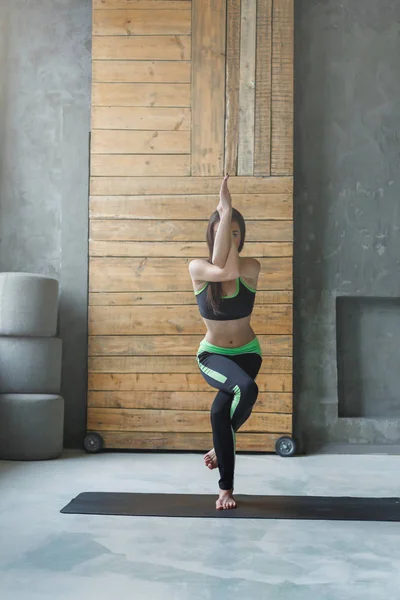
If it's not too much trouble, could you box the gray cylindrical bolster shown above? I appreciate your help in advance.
[0,272,59,337]
[0,337,62,394]
[0,394,64,460]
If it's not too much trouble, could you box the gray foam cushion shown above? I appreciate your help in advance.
[0,394,64,460]
[0,337,62,394]
[0,272,59,337]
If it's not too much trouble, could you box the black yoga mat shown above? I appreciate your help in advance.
[61,492,400,521]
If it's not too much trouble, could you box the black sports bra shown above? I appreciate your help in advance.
[194,277,256,321]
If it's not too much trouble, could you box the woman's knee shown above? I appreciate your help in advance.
[239,378,258,401]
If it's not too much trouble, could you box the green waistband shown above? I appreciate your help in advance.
[197,337,262,357]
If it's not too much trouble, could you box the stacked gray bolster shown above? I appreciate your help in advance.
[0,395,64,460]
[0,338,62,394]
[0,273,64,460]
[0,272,59,337]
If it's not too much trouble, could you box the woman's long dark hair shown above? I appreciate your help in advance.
[206,208,246,315]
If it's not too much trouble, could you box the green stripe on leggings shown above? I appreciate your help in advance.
[230,385,241,420]
[196,357,227,384]
[230,385,241,472]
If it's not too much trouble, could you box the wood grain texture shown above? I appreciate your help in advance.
[88,304,292,335]
[92,83,191,107]
[88,290,293,305]
[92,107,191,130]
[88,390,293,413]
[88,372,292,392]
[89,257,293,292]
[254,0,272,175]
[88,334,293,356]
[271,0,294,175]
[97,431,285,451]
[91,131,190,154]
[94,0,190,8]
[93,9,191,36]
[89,241,293,258]
[88,356,292,374]
[90,219,293,242]
[87,407,292,433]
[224,0,241,174]
[90,175,293,195]
[91,154,190,177]
[87,1,294,452]
[92,60,191,83]
[92,36,191,61]
[191,0,226,175]
[237,0,257,175]
[89,194,292,219]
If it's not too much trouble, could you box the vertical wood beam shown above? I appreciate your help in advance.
[271,0,294,175]
[237,0,257,175]
[191,0,226,176]
[254,0,272,176]
[224,0,241,175]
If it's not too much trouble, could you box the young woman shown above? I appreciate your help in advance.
[188,174,262,511]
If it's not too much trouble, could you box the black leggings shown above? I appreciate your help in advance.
[196,351,263,490]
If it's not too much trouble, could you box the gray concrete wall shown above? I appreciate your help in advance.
[294,0,400,450]
[1,0,400,451]
[0,0,91,447]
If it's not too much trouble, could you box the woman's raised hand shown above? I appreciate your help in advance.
[217,174,232,215]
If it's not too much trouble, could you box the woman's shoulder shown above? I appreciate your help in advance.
[189,258,210,293]
[239,257,261,277]
[239,258,260,290]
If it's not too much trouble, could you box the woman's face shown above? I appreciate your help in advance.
[213,220,241,251]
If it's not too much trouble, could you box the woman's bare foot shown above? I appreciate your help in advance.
[204,448,218,470]
[216,489,237,511]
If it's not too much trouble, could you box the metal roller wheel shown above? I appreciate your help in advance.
[84,432,104,454]
[275,436,296,457]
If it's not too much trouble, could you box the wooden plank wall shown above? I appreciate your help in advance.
[88,0,294,452]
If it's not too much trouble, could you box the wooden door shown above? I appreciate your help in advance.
[88,0,293,451]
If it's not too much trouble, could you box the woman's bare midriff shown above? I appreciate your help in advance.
[203,315,256,348]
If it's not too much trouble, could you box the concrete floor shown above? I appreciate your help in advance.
[1,450,400,600]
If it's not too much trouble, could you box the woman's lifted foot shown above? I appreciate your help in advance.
[204,448,218,470]
[216,489,237,511]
